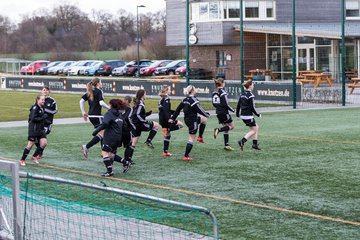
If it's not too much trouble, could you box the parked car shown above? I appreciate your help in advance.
[97,60,127,76]
[67,60,94,76]
[124,59,153,76]
[139,60,172,76]
[112,62,132,76]
[154,60,186,76]
[58,61,79,75]
[175,65,187,76]
[48,61,75,75]
[81,61,104,76]
[35,61,61,75]
[21,60,50,75]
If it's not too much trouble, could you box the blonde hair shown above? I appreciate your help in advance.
[243,80,253,89]
[86,77,101,101]
[159,85,170,98]
[186,85,195,95]
[214,78,224,89]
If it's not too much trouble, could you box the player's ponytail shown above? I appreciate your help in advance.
[185,85,195,95]
[133,89,145,107]
[214,78,224,90]
[243,80,253,90]
[159,85,170,98]
[87,77,100,101]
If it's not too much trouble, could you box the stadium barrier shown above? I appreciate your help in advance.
[0,160,219,240]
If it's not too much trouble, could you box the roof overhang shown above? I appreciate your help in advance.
[233,22,360,39]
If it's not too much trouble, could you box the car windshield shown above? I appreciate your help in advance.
[148,61,163,68]
[47,62,60,68]
[166,60,184,67]
[91,61,104,67]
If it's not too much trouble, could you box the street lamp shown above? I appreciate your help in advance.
[136,5,146,77]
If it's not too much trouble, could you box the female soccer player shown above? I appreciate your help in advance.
[236,80,261,151]
[33,86,58,159]
[170,85,210,161]
[80,77,110,158]
[121,96,135,165]
[212,78,235,151]
[127,89,160,162]
[158,85,183,157]
[19,95,48,166]
[92,99,130,176]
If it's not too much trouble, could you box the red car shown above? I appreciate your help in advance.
[175,65,187,76]
[21,60,50,75]
[139,60,172,76]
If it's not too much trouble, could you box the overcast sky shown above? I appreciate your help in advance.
[0,0,166,23]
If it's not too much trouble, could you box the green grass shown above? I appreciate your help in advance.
[0,90,276,122]
[0,107,359,239]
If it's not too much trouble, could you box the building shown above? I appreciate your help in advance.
[166,0,360,80]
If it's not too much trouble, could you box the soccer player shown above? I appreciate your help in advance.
[80,77,110,158]
[170,85,210,161]
[127,89,160,162]
[158,85,183,157]
[92,99,130,177]
[236,80,261,151]
[212,78,235,151]
[121,96,135,165]
[19,95,48,166]
[33,86,58,159]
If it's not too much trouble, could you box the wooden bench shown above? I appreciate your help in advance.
[300,79,315,85]
[348,84,360,94]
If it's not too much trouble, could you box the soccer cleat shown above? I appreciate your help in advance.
[197,137,205,144]
[238,140,244,151]
[252,145,261,150]
[182,156,193,161]
[37,155,43,160]
[224,146,234,151]
[144,141,154,149]
[101,171,114,177]
[19,160,26,166]
[162,152,174,157]
[82,145,88,159]
[123,161,132,173]
[31,156,39,164]
[213,128,219,139]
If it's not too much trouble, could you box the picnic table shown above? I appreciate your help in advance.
[348,78,360,94]
[300,73,334,88]
[151,75,182,80]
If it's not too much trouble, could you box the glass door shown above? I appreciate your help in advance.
[297,46,315,71]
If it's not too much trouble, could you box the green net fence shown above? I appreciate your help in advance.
[0,170,217,240]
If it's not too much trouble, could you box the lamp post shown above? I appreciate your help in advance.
[136,5,146,77]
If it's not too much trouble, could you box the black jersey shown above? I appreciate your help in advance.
[44,96,58,124]
[81,88,105,115]
[158,96,174,127]
[212,88,234,115]
[122,107,132,131]
[97,108,124,146]
[28,104,47,137]
[236,90,260,119]
[172,96,210,122]
[129,100,151,127]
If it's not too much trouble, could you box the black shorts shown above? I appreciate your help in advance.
[44,124,52,135]
[217,113,233,124]
[185,116,201,135]
[160,119,178,129]
[89,116,103,128]
[28,135,46,142]
[131,121,154,137]
[120,130,131,148]
[102,144,119,153]
[242,118,257,127]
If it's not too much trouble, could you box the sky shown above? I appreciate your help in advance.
[0,0,166,23]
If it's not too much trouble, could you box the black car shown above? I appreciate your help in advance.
[124,59,153,77]
[154,60,186,75]
[35,61,61,75]
[97,60,127,76]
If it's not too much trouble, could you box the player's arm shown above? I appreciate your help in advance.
[79,98,88,121]
[221,92,235,113]
[249,97,261,117]
[236,97,242,117]
[171,101,184,121]
[193,102,210,118]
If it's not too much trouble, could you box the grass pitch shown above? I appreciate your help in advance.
[0,106,359,239]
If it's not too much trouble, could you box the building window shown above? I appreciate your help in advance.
[245,1,259,18]
[346,0,360,17]
[216,51,227,67]
[191,1,276,22]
